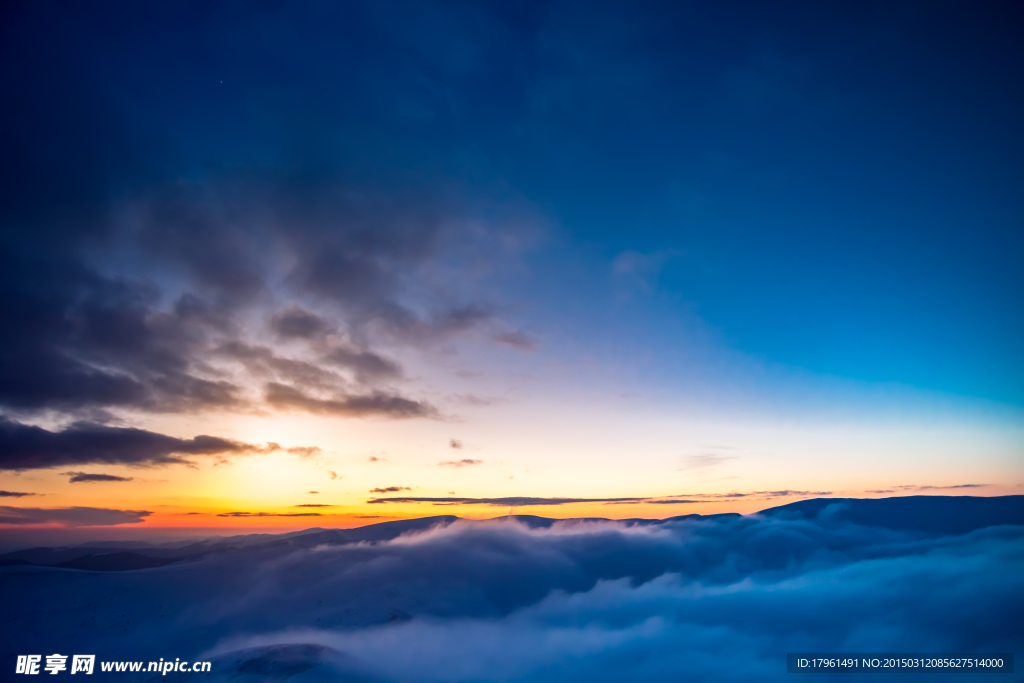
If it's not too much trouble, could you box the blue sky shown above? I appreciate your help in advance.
[0,0,1021,525]
[64,0,1021,401]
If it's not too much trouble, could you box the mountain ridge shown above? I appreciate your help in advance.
[2,495,1020,571]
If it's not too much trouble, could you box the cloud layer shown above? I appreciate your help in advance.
[1,500,1019,681]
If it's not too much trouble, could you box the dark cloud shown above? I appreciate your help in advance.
[0,506,151,526]
[121,173,513,360]
[449,439,463,449]
[368,457,386,463]
[216,512,323,518]
[912,484,988,490]
[669,492,752,499]
[370,487,412,493]
[216,343,344,392]
[0,3,528,429]
[0,417,274,471]
[328,470,341,480]
[322,347,403,384]
[293,504,335,508]
[668,490,832,500]
[431,306,494,336]
[269,306,335,340]
[0,491,35,498]
[177,337,422,421]
[645,499,702,504]
[264,383,437,419]
[0,262,245,416]
[760,490,832,497]
[437,459,482,468]
[492,330,538,352]
[64,471,134,483]
[0,163,248,417]
[368,496,647,506]
[307,491,319,495]
[369,491,831,507]
[203,338,416,418]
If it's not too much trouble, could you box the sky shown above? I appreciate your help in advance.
[1,0,1022,537]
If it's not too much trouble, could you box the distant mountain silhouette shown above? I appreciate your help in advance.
[2,497,1020,571]
[758,495,1024,534]
[0,551,179,571]
[210,643,383,682]
[55,552,180,571]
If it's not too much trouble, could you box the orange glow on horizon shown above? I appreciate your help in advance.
[4,485,1019,535]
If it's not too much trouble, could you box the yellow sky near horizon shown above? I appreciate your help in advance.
[3,381,1022,533]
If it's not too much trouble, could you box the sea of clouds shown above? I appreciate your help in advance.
[2,511,1021,682]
